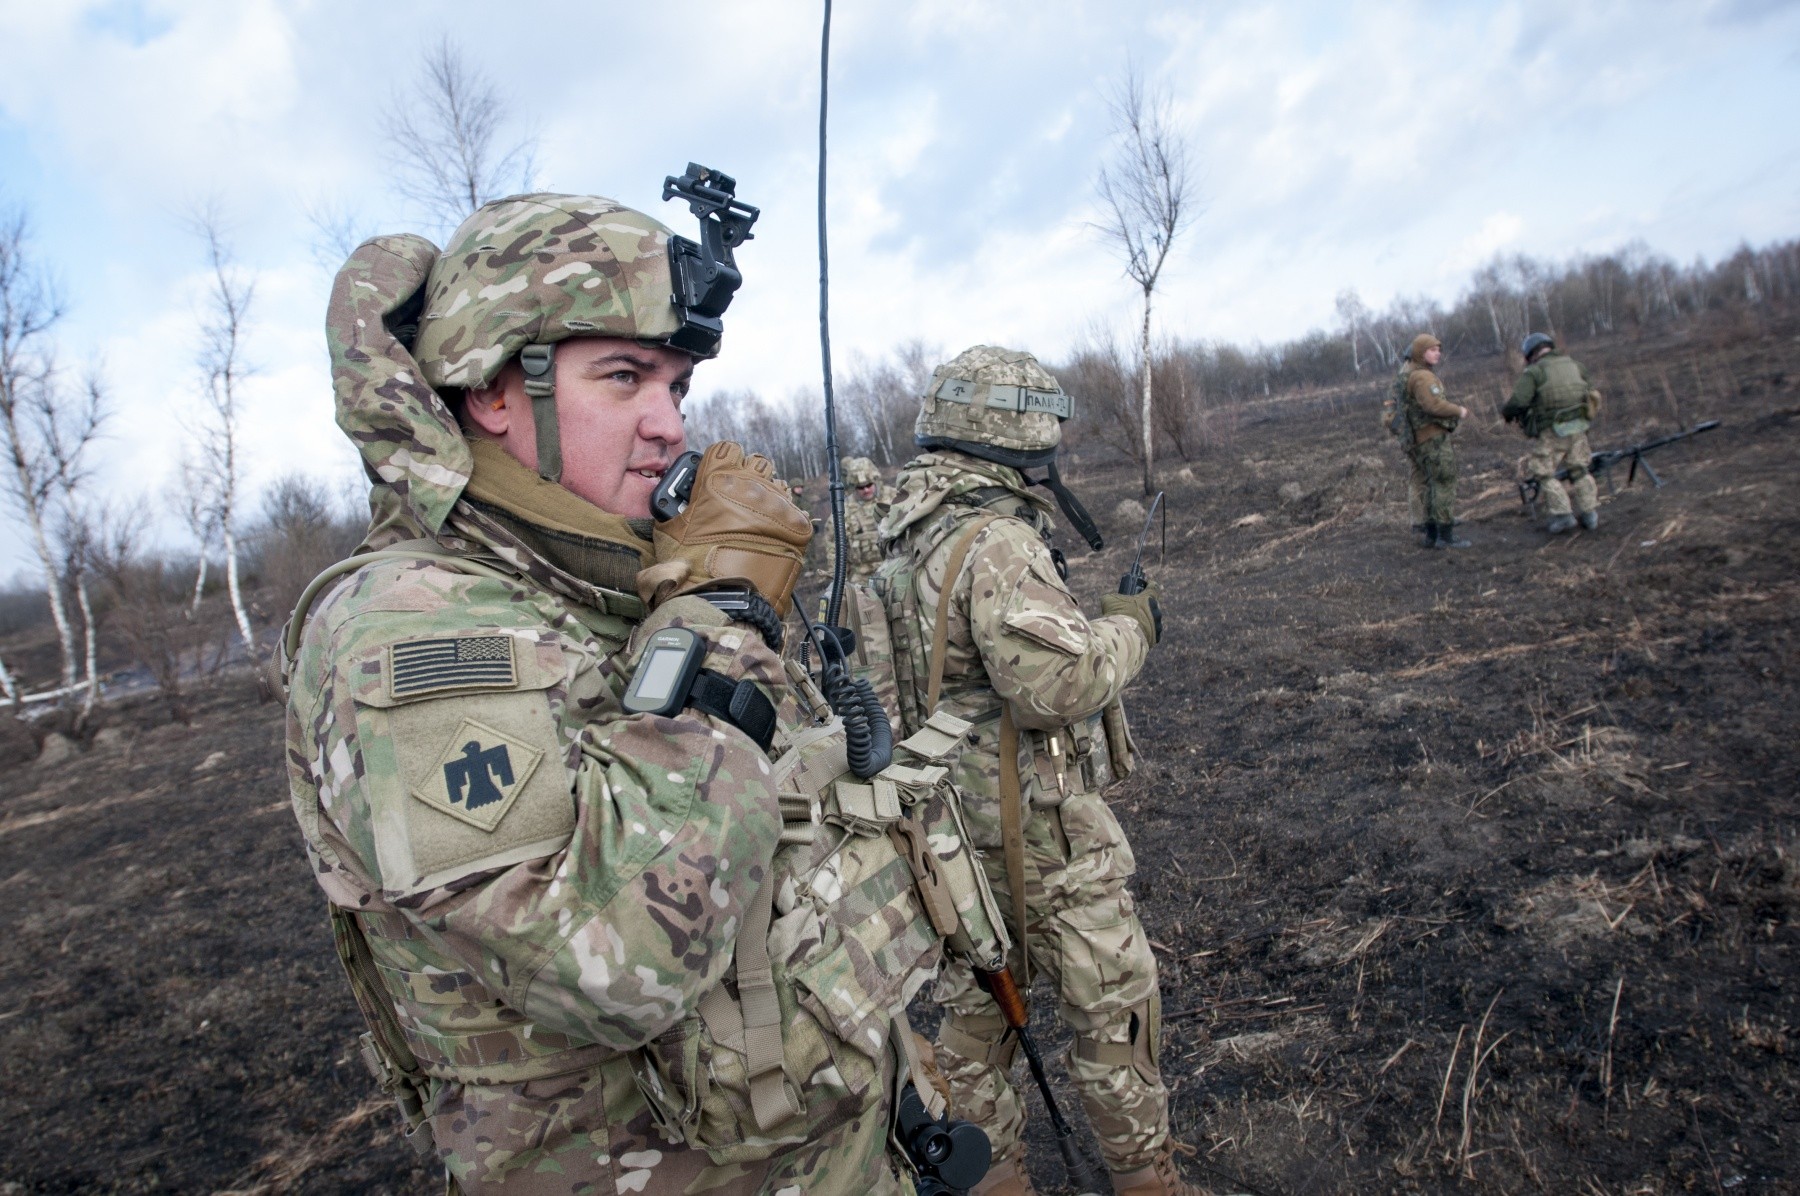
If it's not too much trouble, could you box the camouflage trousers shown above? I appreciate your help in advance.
[435,1055,910,1195]
[1527,429,1597,518]
[1411,435,1458,527]
[1403,449,1426,528]
[933,788,1168,1174]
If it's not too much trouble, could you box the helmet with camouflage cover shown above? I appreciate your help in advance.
[841,456,880,488]
[413,193,702,483]
[914,345,1071,469]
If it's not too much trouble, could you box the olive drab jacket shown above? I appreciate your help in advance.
[1504,350,1594,438]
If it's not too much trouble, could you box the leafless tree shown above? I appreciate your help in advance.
[1095,69,1198,494]
[1335,289,1370,375]
[303,196,378,272]
[172,454,220,616]
[189,206,257,651]
[0,205,107,696]
[384,37,538,230]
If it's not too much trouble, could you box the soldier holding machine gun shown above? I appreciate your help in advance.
[1504,332,1604,533]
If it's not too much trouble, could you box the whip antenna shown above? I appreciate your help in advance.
[818,0,849,629]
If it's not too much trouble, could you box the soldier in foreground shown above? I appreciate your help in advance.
[877,347,1198,1196]
[277,191,966,1194]
[1401,333,1472,549]
[1504,331,1601,533]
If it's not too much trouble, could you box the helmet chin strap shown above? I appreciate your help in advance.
[519,344,561,482]
[1029,459,1104,552]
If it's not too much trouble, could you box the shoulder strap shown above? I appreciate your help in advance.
[997,705,1031,988]
[923,514,999,715]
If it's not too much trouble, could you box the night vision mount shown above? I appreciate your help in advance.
[661,163,760,357]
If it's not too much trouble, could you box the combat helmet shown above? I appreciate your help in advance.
[914,345,1103,549]
[1521,332,1555,361]
[413,168,756,482]
[841,455,880,488]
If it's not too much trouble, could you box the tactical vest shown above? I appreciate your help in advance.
[1530,354,1590,435]
[278,544,1010,1170]
[844,495,887,574]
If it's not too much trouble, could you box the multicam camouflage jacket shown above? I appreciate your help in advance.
[284,233,988,1194]
[838,487,892,580]
[874,451,1147,848]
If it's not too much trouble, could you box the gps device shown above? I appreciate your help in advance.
[623,627,705,716]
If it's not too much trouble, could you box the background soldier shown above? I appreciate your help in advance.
[1402,333,1472,549]
[1504,331,1601,532]
[281,194,929,1195]
[837,454,892,583]
[1379,352,1426,532]
[877,346,1196,1196]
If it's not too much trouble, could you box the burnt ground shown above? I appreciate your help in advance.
[1,317,1796,1195]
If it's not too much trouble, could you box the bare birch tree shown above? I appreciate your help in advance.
[1095,70,1197,495]
[384,37,538,230]
[0,205,107,696]
[1335,289,1370,375]
[190,208,256,651]
[173,454,220,616]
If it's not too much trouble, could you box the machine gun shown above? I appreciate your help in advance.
[1519,420,1721,508]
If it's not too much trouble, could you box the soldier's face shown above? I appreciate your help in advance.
[856,483,876,500]
[1423,345,1443,366]
[467,337,691,518]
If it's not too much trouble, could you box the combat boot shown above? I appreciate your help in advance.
[1419,521,1441,549]
[1111,1145,1207,1196]
[1577,510,1598,530]
[1545,514,1577,534]
[1436,523,1471,549]
[973,1156,1042,1196]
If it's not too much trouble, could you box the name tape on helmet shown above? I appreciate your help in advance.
[934,379,1072,420]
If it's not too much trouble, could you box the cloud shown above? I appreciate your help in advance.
[0,0,1796,575]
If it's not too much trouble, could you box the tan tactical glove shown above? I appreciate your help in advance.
[1101,581,1163,647]
[639,441,812,616]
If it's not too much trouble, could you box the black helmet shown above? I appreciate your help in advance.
[1521,332,1555,360]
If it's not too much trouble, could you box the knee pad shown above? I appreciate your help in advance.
[940,1009,1019,1072]
[1071,992,1161,1086]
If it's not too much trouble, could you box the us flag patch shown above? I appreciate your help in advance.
[389,635,516,698]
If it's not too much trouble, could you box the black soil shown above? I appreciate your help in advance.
[2,318,1795,1194]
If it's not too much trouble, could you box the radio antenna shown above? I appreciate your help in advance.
[817,0,849,629]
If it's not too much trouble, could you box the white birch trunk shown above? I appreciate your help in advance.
[0,654,15,705]
[223,523,254,650]
[1139,290,1155,496]
[27,500,77,691]
[189,552,208,617]
[77,572,98,720]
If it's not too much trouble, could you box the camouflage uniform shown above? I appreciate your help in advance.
[836,456,892,584]
[1379,360,1426,529]
[1504,346,1599,527]
[282,198,936,1195]
[1401,334,1466,540]
[876,347,1185,1193]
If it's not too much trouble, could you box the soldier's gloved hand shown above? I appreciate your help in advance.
[641,441,812,616]
[1101,581,1163,647]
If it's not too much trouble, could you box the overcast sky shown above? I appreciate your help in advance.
[0,0,1796,577]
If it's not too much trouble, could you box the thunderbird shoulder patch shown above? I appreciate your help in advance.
[388,635,516,699]
[412,717,545,832]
